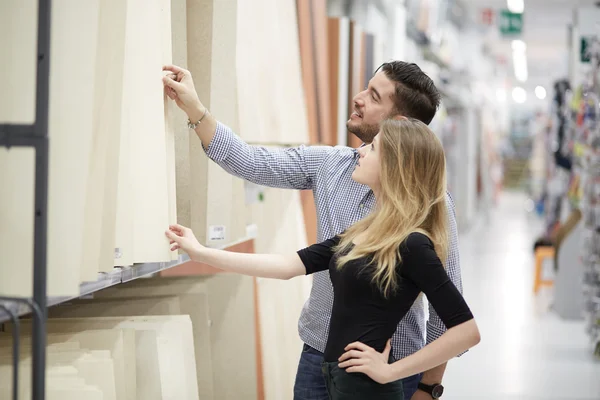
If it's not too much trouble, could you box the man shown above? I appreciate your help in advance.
[163,61,463,400]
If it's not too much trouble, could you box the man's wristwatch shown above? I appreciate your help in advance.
[417,382,444,399]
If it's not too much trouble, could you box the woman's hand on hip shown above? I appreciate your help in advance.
[338,339,395,384]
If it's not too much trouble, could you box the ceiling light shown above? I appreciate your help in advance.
[507,0,524,13]
[513,56,528,82]
[511,40,527,53]
[535,86,547,100]
[512,87,527,103]
[496,88,507,102]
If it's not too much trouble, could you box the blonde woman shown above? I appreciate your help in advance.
[165,118,480,399]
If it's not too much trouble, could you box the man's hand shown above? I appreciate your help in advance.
[162,65,204,119]
[338,339,395,384]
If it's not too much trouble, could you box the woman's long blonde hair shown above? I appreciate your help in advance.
[334,118,448,297]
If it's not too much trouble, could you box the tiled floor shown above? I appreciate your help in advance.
[442,191,600,400]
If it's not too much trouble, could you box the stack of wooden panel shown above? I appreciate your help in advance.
[0,0,177,299]
[1,315,199,399]
[46,274,257,400]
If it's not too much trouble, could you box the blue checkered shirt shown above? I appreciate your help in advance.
[204,122,464,360]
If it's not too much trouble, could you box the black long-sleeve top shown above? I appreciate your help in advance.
[297,232,474,362]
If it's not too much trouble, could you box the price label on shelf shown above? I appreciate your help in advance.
[208,225,226,241]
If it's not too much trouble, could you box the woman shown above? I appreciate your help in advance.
[166,118,480,399]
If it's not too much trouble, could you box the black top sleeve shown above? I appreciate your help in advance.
[401,233,474,329]
[297,236,341,275]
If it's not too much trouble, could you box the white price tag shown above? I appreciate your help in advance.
[208,225,226,241]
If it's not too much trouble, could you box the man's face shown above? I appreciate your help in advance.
[347,71,397,144]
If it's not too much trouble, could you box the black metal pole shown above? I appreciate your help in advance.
[32,1,52,399]
[0,305,20,400]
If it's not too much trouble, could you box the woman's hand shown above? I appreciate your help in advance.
[162,65,205,119]
[338,339,395,384]
[165,224,205,261]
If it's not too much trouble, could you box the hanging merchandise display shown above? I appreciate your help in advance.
[569,37,600,357]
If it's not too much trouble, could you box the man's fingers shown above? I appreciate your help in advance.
[163,64,186,75]
[165,230,181,242]
[162,75,184,91]
[170,223,190,233]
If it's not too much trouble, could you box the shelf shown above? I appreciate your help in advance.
[0,234,256,323]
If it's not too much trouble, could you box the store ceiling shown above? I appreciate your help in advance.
[460,0,599,93]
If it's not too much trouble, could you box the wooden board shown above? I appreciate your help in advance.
[236,0,309,145]
[296,0,320,144]
[16,316,197,400]
[186,0,247,247]
[328,17,350,147]
[0,0,37,124]
[347,22,365,149]
[1,328,135,400]
[0,148,35,297]
[247,188,311,400]
[311,0,333,146]
[47,0,100,296]
[125,0,176,263]
[89,281,215,399]
[81,0,128,279]
[90,275,257,400]
[170,0,192,232]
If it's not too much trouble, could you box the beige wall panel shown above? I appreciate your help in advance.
[247,188,311,400]
[0,0,37,124]
[47,0,99,295]
[42,316,198,400]
[90,281,215,398]
[236,0,309,146]
[0,148,35,297]
[1,328,135,400]
[45,350,117,400]
[170,0,192,229]
[125,0,175,263]
[93,275,256,400]
[186,0,246,247]
[81,0,127,278]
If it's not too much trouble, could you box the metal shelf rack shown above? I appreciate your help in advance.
[0,1,52,399]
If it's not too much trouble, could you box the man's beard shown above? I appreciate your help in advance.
[347,120,379,144]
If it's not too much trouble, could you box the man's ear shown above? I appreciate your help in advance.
[391,115,408,121]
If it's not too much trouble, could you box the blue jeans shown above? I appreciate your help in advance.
[294,344,422,400]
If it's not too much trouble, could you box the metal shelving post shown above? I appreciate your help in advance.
[0,1,52,399]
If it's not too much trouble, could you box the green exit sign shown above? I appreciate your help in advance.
[499,10,523,36]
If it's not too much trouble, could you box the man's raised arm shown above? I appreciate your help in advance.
[163,64,330,190]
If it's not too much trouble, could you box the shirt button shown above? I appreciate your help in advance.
[360,204,364,209]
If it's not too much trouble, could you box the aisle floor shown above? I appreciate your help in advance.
[442,191,600,400]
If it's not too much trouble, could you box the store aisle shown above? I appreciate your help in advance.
[442,191,600,400]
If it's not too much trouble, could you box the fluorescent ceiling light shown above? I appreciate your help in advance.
[513,55,528,82]
[496,88,507,102]
[535,86,547,100]
[507,0,524,13]
[511,40,527,53]
[512,40,528,82]
[512,87,527,103]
